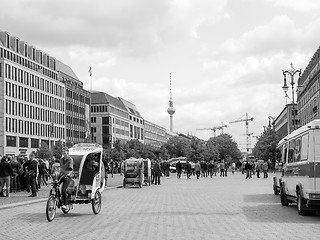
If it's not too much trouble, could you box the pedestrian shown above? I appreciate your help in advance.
[176,161,182,179]
[256,162,261,178]
[231,162,236,174]
[201,161,208,177]
[263,161,268,178]
[219,161,225,177]
[24,153,38,197]
[10,156,21,193]
[153,160,161,185]
[213,161,218,176]
[245,161,252,179]
[194,161,201,179]
[208,161,214,178]
[191,162,195,175]
[38,159,48,186]
[185,161,192,179]
[0,156,14,197]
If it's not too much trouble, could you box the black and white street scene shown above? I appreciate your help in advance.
[1,1,320,239]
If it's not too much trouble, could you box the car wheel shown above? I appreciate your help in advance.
[280,186,289,206]
[297,190,309,216]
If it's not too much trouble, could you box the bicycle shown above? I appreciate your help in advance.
[46,175,72,222]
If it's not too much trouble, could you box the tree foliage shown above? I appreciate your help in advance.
[253,127,281,163]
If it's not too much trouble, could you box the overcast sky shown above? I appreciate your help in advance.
[2,0,320,150]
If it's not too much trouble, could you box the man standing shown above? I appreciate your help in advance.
[0,156,14,197]
[25,153,38,197]
[176,161,182,179]
[60,147,73,210]
[153,160,161,185]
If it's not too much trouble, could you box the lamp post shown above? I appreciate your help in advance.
[282,63,302,133]
[48,122,54,150]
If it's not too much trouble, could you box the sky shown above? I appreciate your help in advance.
[2,0,320,151]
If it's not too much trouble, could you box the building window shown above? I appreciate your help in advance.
[102,117,109,125]
[91,117,96,123]
[31,138,39,148]
[6,136,16,147]
[19,137,28,147]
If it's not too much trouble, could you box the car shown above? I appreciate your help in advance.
[169,165,176,173]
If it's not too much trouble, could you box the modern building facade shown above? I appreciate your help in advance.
[57,60,91,145]
[298,46,320,126]
[274,103,297,140]
[90,91,130,148]
[0,30,65,156]
[144,120,167,148]
[118,97,144,143]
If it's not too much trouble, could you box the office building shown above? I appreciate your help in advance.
[0,30,65,156]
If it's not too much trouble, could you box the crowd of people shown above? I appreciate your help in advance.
[0,153,56,197]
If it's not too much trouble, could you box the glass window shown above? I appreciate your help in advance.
[300,134,309,161]
[6,136,16,147]
[19,137,28,147]
[288,141,295,163]
[31,138,39,148]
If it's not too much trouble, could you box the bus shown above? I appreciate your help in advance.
[276,119,320,215]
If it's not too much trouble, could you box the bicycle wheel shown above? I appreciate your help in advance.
[46,195,57,222]
[92,190,102,215]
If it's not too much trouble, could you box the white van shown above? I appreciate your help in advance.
[276,119,320,215]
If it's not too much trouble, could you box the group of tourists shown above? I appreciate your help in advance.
[172,160,237,180]
[0,152,63,197]
[243,160,269,179]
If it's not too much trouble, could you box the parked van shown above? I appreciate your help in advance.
[276,119,320,215]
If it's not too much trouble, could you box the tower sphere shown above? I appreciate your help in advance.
[167,106,175,115]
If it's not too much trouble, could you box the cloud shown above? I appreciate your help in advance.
[265,0,320,13]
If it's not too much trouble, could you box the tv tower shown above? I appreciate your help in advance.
[167,73,175,132]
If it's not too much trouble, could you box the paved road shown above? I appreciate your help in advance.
[1,172,320,240]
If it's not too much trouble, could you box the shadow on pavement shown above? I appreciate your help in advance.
[242,204,320,223]
[243,193,280,204]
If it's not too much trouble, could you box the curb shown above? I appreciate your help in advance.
[0,185,122,210]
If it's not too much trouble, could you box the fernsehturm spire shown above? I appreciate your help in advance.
[167,73,175,132]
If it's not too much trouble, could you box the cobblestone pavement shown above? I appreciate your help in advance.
[1,172,320,240]
[0,174,123,209]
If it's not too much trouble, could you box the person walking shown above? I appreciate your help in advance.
[185,161,192,179]
[208,161,214,178]
[194,161,201,179]
[262,161,268,178]
[153,160,161,185]
[0,156,14,197]
[219,161,225,177]
[176,161,182,179]
[245,161,252,179]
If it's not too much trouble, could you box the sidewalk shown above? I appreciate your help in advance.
[0,173,123,210]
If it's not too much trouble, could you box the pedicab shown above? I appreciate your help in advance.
[46,143,105,222]
[143,158,151,186]
[122,157,144,188]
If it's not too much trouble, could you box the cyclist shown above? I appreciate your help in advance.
[59,147,73,210]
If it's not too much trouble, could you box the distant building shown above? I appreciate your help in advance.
[0,30,65,156]
[118,97,144,143]
[274,104,297,139]
[90,91,129,148]
[144,120,167,148]
[57,60,91,145]
[298,46,320,126]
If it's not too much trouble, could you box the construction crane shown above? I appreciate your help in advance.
[196,123,227,137]
[229,113,254,156]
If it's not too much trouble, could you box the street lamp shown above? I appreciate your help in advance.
[282,63,303,132]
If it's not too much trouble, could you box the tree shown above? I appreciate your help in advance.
[207,134,242,162]
[52,140,63,159]
[162,136,190,158]
[187,137,206,162]
[35,142,52,159]
[253,127,281,164]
